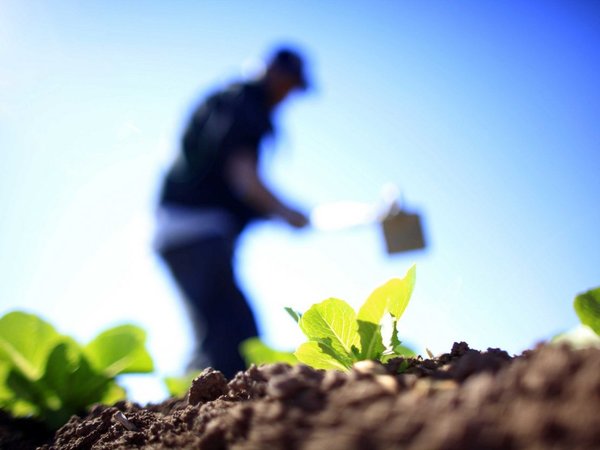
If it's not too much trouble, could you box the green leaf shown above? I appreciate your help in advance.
[284,307,302,323]
[392,344,417,357]
[0,361,11,404]
[239,337,297,367]
[0,311,63,380]
[386,264,416,319]
[356,268,415,360]
[83,324,153,377]
[390,319,401,350]
[5,368,45,417]
[298,298,360,363]
[357,282,390,324]
[574,287,600,336]
[356,321,384,361]
[100,382,127,406]
[42,341,113,409]
[164,371,200,398]
[294,341,349,371]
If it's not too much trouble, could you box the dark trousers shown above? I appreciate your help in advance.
[159,235,258,379]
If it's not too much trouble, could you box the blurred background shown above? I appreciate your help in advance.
[1,1,599,402]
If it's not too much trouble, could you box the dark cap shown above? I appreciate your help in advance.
[268,47,309,90]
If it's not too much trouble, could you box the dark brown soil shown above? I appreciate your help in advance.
[3,342,600,449]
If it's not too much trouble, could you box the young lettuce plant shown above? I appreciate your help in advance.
[164,371,201,398]
[0,311,153,429]
[240,337,298,366]
[288,264,416,371]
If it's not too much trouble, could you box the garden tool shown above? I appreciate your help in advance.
[309,184,426,254]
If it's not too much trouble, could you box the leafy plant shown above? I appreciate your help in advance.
[573,287,600,336]
[240,337,298,366]
[164,371,201,398]
[290,265,417,370]
[0,311,153,429]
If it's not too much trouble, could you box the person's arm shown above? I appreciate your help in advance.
[224,149,308,228]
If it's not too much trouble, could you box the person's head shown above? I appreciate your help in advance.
[263,47,309,107]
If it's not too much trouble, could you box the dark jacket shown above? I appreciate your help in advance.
[159,81,274,232]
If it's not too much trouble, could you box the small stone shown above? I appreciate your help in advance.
[113,411,138,432]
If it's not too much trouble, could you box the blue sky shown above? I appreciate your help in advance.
[1,1,599,402]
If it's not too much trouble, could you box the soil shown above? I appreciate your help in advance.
[2,342,599,449]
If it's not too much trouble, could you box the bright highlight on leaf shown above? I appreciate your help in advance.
[299,298,360,367]
[0,312,63,381]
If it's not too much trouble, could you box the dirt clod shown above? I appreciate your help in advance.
[187,368,228,405]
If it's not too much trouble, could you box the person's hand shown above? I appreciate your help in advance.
[280,207,309,229]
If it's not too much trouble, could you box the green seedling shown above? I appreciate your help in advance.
[164,371,201,398]
[240,337,298,366]
[292,264,417,370]
[0,311,153,429]
[573,287,600,336]
[239,267,416,371]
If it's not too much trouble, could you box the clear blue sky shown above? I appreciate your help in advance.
[1,1,599,402]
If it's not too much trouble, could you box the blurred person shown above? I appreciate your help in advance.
[154,46,310,378]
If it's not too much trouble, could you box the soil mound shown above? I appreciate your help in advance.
[3,342,600,449]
